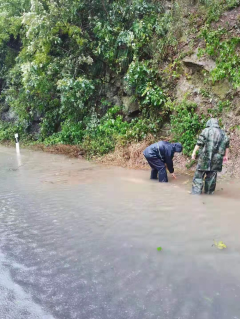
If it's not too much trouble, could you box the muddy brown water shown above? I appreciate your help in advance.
[0,146,240,319]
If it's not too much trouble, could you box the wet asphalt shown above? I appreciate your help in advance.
[1,146,240,319]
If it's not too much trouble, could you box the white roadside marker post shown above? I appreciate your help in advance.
[15,133,20,153]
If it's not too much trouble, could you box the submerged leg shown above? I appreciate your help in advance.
[145,156,168,183]
[192,170,205,194]
[158,165,168,183]
[145,157,161,180]
[150,169,158,180]
[158,163,168,183]
[205,171,217,194]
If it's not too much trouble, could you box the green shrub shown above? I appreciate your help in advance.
[0,121,27,142]
[199,28,240,88]
[169,101,206,156]
[43,120,84,145]
[201,0,240,23]
[82,107,128,156]
[81,106,161,157]
[124,61,166,111]
[1,0,237,161]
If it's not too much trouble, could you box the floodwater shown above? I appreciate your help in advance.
[0,146,240,319]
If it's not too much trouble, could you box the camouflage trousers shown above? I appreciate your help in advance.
[192,170,217,195]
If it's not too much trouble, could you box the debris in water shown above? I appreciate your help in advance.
[203,296,213,304]
[213,240,227,250]
[157,247,162,251]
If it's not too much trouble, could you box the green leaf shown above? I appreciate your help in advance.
[157,247,162,251]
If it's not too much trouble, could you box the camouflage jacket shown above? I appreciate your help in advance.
[196,119,229,172]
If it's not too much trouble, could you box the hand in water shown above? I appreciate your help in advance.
[172,173,177,179]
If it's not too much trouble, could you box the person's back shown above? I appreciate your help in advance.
[143,141,174,160]
[196,118,229,172]
[143,141,182,182]
[191,118,229,194]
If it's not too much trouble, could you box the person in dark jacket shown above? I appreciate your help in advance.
[143,141,183,182]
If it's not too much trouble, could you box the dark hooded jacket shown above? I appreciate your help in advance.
[143,141,182,173]
[196,118,229,172]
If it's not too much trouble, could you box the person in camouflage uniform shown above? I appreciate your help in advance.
[191,118,229,195]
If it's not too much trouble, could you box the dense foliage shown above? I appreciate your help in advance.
[199,28,240,88]
[0,0,168,148]
[169,100,207,155]
[0,0,239,157]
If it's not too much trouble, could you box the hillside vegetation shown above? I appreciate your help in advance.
[0,0,240,165]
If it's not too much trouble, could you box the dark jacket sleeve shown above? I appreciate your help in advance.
[165,154,174,173]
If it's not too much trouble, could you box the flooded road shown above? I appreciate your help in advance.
[0,146,240,319]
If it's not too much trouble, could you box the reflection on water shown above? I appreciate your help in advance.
[0,146,240,319]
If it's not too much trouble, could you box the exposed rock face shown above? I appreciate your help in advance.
[211,80,232,99]
[1,108,18,122]
[105,83,119,101]
[176,76,195,101]
[100,75,140,115]
[27,122,41,139]
[159,122,171,137]
[183,50,216,72]
[112,95,122,106]
[212,6,240,37]
[175,48,232,105]
[234,97,240,116]
[121,96,140,114]
[101,77,140,115]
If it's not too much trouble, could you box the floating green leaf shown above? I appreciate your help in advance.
[157,247,162,251]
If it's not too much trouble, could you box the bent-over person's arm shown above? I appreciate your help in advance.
[165,156,174,174]
[165,156,177,179]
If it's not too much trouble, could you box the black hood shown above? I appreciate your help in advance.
[172,142,183,153]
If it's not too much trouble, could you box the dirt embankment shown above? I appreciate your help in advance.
[18,129,239,180]
[96,135,239,179]
[29,144,83,158]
